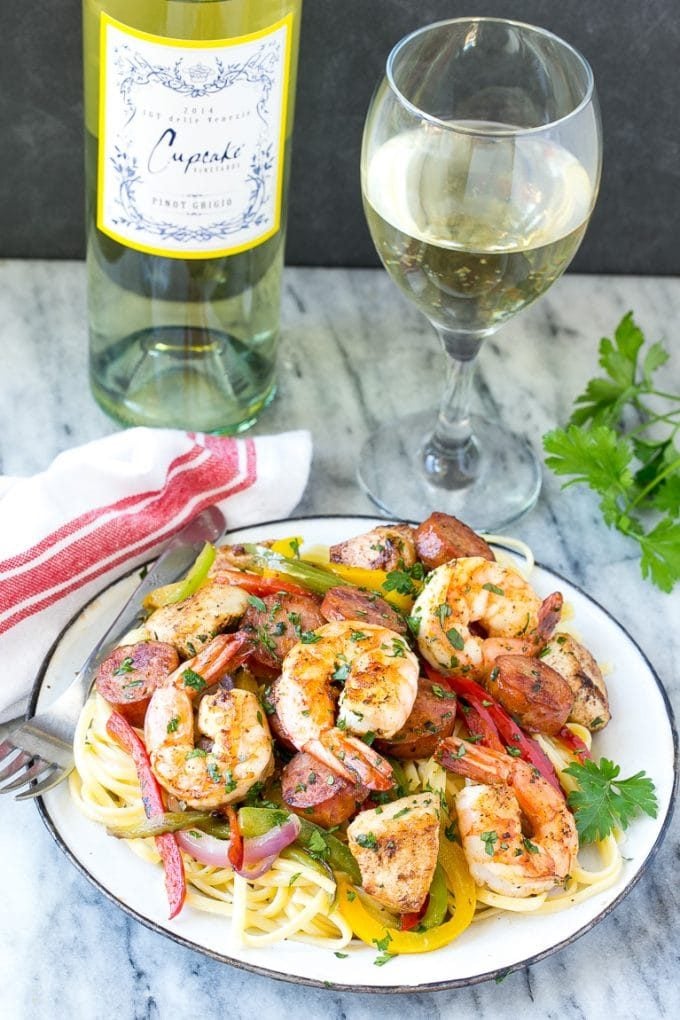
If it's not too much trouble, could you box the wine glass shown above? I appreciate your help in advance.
[358,17,602,530]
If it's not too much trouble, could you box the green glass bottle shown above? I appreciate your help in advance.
[83,0,303,432]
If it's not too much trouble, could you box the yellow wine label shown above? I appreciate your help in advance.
[97,13,293,259]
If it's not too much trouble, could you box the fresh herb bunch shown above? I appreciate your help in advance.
[543,313,680,591]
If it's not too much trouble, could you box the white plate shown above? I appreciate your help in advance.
[33,515,677,992]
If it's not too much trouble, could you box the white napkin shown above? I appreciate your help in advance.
[0,428,312,721]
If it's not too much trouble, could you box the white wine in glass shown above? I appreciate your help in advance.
[358,18,602,529]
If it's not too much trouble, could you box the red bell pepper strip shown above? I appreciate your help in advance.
[556,725,592,761]
[106,711,186,918]
[458,701,505,753]
[425,666,563,795]
[211,567,313,600]
[225,804,244,871]
[400,899,427,931]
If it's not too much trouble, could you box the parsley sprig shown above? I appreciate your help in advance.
[564,757,658,844]
[543,312,680,592]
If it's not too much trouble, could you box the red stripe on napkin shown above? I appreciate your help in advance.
[0,436,256,634]
[0,444,205,574]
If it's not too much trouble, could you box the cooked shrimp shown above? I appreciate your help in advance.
[144,685,273,809]
[274,621,419,790]
[413,557,561,679]
[436,736,578,897]
[164,633,252,693]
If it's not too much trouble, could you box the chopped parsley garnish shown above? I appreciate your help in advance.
[113,657,134,675]
[390,638,407,658]
[331,661,350,682]
[373,931,392,953]
[382,570,418,596]
[446,627,465,651]
[430,683,455,700]
[182,669,206,691]
[301,631,322,644]
[307,830,330,860]
[356,832,379,851]
[480,830,498,856]
[436,603,452,626]
[247,594,267,613]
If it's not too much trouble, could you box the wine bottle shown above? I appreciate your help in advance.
[82,0,303,432]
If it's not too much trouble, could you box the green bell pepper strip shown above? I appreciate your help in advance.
[238,805,362,884]
[143,541,216,609]
[239,544,352,596]
[419,863,448,930]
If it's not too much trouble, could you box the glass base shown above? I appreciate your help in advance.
[357,410,541,532]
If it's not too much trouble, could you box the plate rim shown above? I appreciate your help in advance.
[31,513,679,994]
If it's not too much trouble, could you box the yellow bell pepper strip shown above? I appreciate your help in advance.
[269,535,304,559]
[143,541,216,610]
[337,840,476,954]
[320,562,416,614]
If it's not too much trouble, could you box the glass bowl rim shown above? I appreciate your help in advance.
[385,16,596,137]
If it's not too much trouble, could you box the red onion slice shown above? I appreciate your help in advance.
[233,852,280,880]
[176,814,301,878]
[176,828,231,868]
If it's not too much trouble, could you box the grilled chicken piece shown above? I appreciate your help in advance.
[329,524,417,572]
[347,793,440,913]
[541,633,611,731]
[144,582,250,657]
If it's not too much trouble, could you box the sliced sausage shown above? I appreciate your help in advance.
[374,676,457,759]
[487,654,574,735]
[414,512,495,569]
[281,750,368,828]
[241,592,325,670]
[95,641,179,726]
[329,524,417,572]
[320,586,409,636]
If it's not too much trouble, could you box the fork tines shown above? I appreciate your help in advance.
[0,739,69,801]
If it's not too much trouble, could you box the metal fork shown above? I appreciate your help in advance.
[0,505,226,801]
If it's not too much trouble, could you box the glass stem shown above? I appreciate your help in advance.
[421,329,484,489]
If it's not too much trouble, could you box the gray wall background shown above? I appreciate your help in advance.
[1,0,678,274]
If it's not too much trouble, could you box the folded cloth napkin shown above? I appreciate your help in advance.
[0,427,312,721]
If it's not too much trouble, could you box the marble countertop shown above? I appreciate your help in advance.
[0,262,678,1018]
